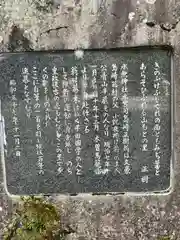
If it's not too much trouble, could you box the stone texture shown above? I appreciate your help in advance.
[0,0,180,239]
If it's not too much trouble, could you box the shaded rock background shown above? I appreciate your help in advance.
[0,0,179,239]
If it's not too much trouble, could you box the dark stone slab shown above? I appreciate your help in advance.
[0,47,173,195]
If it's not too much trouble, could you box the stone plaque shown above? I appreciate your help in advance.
[0,47,173,195]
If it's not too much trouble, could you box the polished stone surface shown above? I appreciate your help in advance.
[0,47,172,194]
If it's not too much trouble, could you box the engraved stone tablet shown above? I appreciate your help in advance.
[0,47,173,195]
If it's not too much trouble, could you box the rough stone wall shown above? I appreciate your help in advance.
[0,0,180,239]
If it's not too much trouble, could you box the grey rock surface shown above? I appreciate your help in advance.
[0,0,179,239]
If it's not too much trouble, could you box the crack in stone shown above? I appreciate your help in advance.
[146,21,156,27]
[111,13,121,19]
[160,22,177,32]
[40,26,69,36]
[146,21,178,32]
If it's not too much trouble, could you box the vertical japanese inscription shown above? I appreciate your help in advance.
[32,66,44,175]
[101,65,110,174]
[22,67,32,118]
[9,79,21,158]
[92,66,102,175]
[52,66,64,174]
[62,67,73,175]
[140,63,149,184]
[153,62,161,176]
[82,67,90,134]
[42,67,51,127]
[141,165,149,184]
[140,63,148,152]
[71,66,83,176]
[111,64,121,174]
[121,64,131,175]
